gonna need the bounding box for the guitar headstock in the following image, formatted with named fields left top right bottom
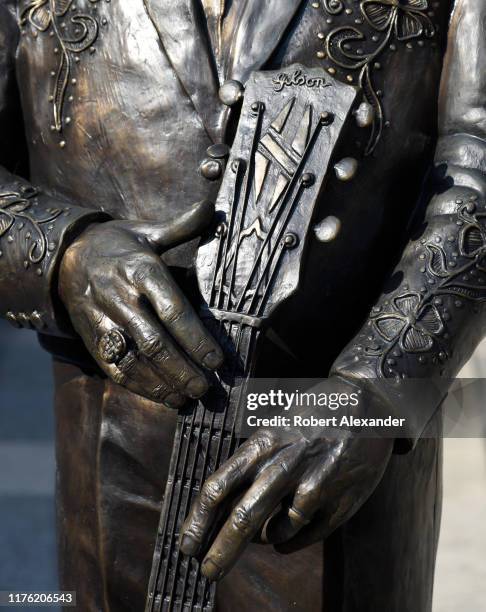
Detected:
left=197, top=65, right=357, bottom=324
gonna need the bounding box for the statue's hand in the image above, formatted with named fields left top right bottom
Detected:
left=180, top=378, right=393, bottom=581
left=59, top=201, right=223, bottom=407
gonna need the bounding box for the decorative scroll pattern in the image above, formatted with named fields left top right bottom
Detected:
left=0, top=187, right=62, bottom=265
left=322, top=0, right=435, bottom=154
left=19, top=0, right=102, bottom=134
left=360, top=198, right=486, bottom=378
left=323, top=0, right=345, bottom=15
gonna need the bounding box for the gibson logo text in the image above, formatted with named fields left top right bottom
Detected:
left=272, top=69, right=330, bottom=92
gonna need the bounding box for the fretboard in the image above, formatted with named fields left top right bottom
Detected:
left=145, top=317, right=261, bottom=612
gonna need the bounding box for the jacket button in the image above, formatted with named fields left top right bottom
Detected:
left=314, top=216, right=342, bottom=242
left=6, top=311, right=21, bottom=328
left=30, top=310, right=45, bottom=329
left=18, top=312, right=31, bottom=327
left=219, top=80, right=244, bottom=106
left=200, top=158, right=223, bottom=181
left=354, top=102, right=375, bottom=128
left=207, top=143, right=230, bottom=159
left=334, top=157, right=358, bottom=181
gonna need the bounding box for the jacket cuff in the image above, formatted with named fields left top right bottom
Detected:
left=330, top=180, right=486, bottom=451
left=331, top=355, right=446, bottom=453
left=0, top=177, right=109, bottom=336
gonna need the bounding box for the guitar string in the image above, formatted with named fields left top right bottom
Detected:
left=209, top=230, right=225, bottom=308
left=162, top=323, right=226, bottom=610
left=215, top=160, right=243, bottom=310
left=247, top=185, right=304, bottom=316
left=186, top=108, right=264, bottom=607
left=235, top=117, right=323, bottom=312
left=225, top=104, right=264, bottom=312
left=154, top=126, right=247, bottom=611
left=187, top=117, right=266, bottom=612
left=177, top=109, right=262, bottom=607
left=182, top=321, right=245, bottom=609
left=199, top=324, right=259, bottom=610
left=169, top=320, right=236, bottom=609
left=151, top=94, right=326, bottom=612
left=154, top=134, right=286, bottom=608
left=166, top=391, right=213, bottom=610
left=182, top=122, right=260, bottom=604
left=156, top=407, right=199, bottom=608
left=191, top=113, right=327, bottom=609
left=254, top=241, right=287, bottom=317
left=162, top=163, right=247, bottom=612
left=145, top=408, right=189, bottom=612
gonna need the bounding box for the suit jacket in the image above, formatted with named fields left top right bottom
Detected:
left=2, top=2, right=486, bottom=611
left=1, top=0, right=485, bottom=432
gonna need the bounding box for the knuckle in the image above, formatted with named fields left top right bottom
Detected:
left=255, top=430, right=278, bottom=454
left=111, top=369, right=127, bottom=386
left=201, top=477, right=224, bottom=506
left=189, top=337, right=207, bottom=357
left=126, top=314, right=144, bottom=332
left=163, top=302, right=186, bottom=325
left=117, top=353, right=137, bottom=375
left=139, top=335, right=165, bottom=359
left=184, top=523, right=203, bottom=541
left=92, top=312, right=105, bottom=329
left=91, top=279, right=115, bottom=303
left=296, top=481, right=315, bottom=501
left=133, top=260, right=160, bottom=285
left=151, top=384, right=169, bottom=401
left=227, top=458, right=244, bottom=480
left=277, top=460, right=291, bottom=475
left=168, top=367, right=188, bottom=385
left=232, top=506, right=253, bottom=535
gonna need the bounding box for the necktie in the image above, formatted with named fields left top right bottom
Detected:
left=200, top=0, right=225, bottom=62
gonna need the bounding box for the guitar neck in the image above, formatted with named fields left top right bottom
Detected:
left=145, top=317, right=261, bottom=612
left=146, top=64, right=357, bottom=612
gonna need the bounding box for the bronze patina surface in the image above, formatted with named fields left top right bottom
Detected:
left=0, top=1, right=484, bottom=610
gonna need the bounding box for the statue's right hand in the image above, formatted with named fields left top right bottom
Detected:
left=58, top=201, right=223, bottom=407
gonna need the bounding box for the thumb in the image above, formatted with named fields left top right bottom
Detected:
left=131, top=200, right=215, bottom=252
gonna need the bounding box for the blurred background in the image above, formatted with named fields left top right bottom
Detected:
left=0, top=321, right=485, bottom=611
left=0, top=322, right=58, bottom=607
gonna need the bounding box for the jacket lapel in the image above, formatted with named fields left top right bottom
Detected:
left=142, top=0, right=305, bottom=141
left=224, top=0, right=304, bottom=83
left=143, top=0, right=221, bottom=142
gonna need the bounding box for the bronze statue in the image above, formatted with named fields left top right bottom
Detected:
left=0, top=0, right=484, bottom=610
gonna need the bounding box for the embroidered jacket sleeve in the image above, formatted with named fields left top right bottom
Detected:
left=0, top=1, right=108, bottom=336
left=331, top=0, right=486, bottom=447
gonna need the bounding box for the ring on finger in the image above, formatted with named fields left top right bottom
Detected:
left=98, top=329, right=128, bottom=365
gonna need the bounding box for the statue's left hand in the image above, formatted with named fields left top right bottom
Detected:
left=179, top=379, right=393, bottom=581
